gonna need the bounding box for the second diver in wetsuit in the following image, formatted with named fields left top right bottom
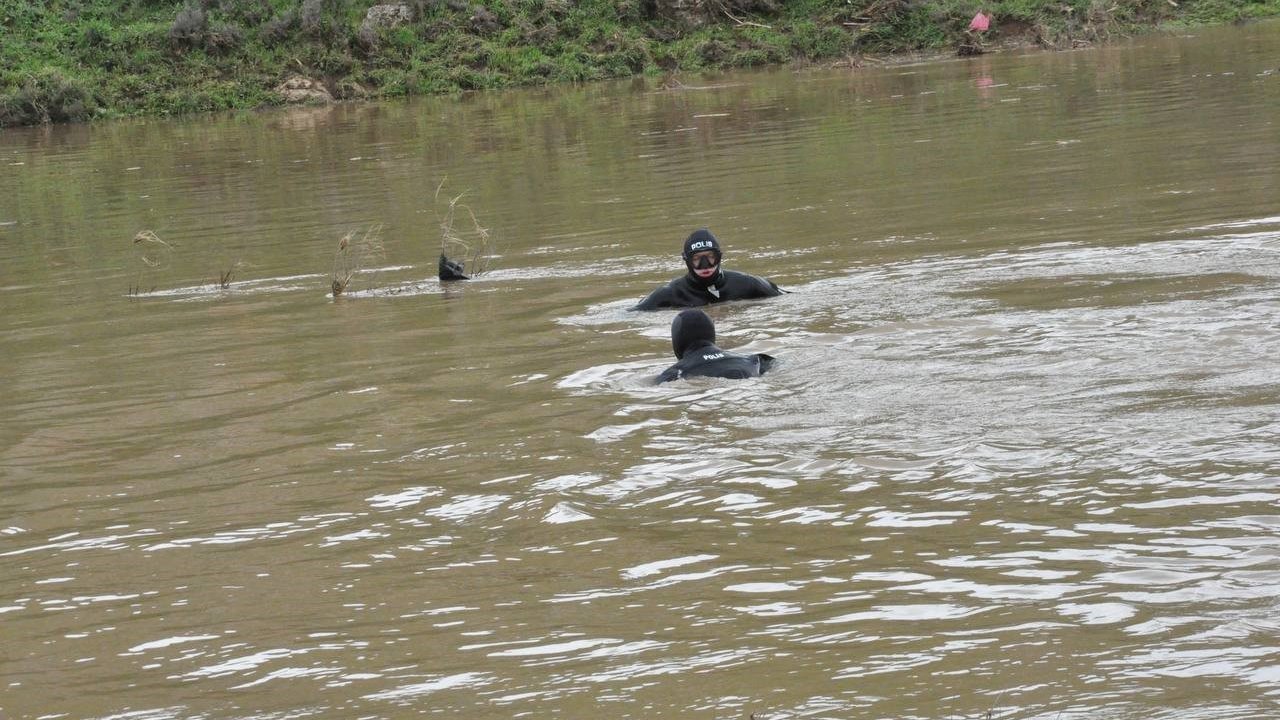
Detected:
left=655, top=309, right=775, bottom=384
left=633, top=228, right=784, bottom=311
left=438, top=254, right=469, bottom=281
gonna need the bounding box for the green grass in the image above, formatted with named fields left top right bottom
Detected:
left=2, top=0, right=1277, bottom=126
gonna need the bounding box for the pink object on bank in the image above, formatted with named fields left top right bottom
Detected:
left=968, top=11, right=991, bottom=32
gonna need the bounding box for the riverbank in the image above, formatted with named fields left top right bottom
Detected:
left=3, top=0, right=1278, bottom=127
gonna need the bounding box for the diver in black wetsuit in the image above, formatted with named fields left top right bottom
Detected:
left=439, top=254, right=469, bottom=281
left=655, top=309, right=775, bottom=384
left=632, top=229, right=784, bottom=311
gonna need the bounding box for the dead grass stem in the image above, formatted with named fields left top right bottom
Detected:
left=130, top=230, right=174, bottom=295
left=435, top=179, right=492, bottom=277
left=215, top=259, right=245, bottom=289
left=330, top=224, right=386, bottom=296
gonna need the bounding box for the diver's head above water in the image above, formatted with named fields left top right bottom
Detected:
left=682, top=228, right=722, bottom=286
left=670, top=308, right=717, bottom=359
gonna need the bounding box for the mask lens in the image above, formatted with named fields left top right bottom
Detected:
left=692, top=252, right=717, bottom=270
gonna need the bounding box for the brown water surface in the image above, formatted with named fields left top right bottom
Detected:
left=3, top=21, right=1280, bottom=720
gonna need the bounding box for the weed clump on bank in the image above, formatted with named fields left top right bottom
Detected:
left=0, top=70, right=98, bottom=126
left=2, top=0, right=1277, bottom=126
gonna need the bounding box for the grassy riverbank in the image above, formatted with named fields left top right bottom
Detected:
left=2, top=0, right=1277, bottom=127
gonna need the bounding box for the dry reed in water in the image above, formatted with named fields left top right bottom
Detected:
left=130, top=230, right=173, bottom=295
left=435, top=179, right=492, bottom=278
left=216, top=260, right=244, bottom=289
left=330, top=224, right=385, bottom=296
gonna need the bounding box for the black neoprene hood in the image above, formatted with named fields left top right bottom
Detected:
left=670, top=308, right=716, bottom=359
left=682, top=229, right=723, bottom=287
left=682, top=228, right=722, bottom=263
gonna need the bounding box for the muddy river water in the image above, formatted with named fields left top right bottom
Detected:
left=2, top=20, right=1279, bottom=720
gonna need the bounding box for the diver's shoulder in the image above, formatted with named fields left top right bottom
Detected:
left=722, top=269, right=784, bottom=296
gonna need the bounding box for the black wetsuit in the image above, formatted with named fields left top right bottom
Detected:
left=439, top=255, right=469, bottom=281
left=654, top=308, right=775, bottom=384
left=655, top=343, right=775, bottom=384
left=633, top=270, right=783, bottom=311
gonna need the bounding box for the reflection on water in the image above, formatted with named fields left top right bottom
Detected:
left=3, top=20, right=1280, bottom=720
